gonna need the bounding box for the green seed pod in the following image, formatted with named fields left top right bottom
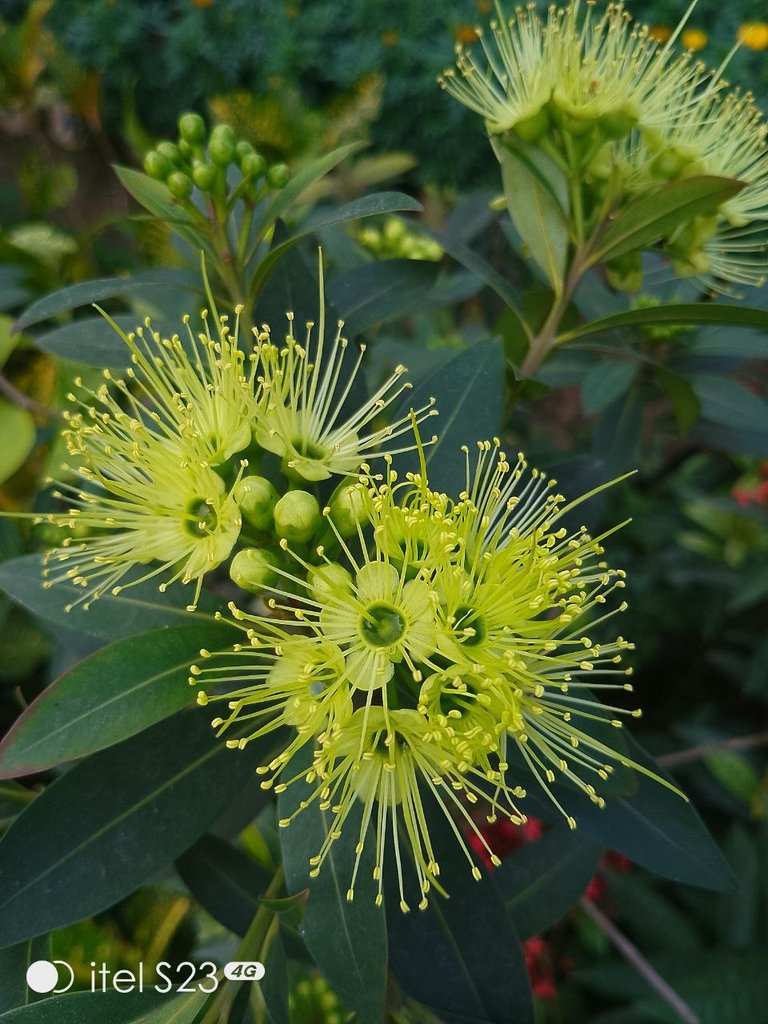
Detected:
left=274, top=490, right=321, bottom=543
left=192, top=160, right=218, bottom=192
left=143, top=150, right=173, bottom=181
left=156, top=140, right=182, bottom=165
left=208, top=124, right=237, bottom=167
left=234, top=475, right=279, bottom=531
left=167, top=171, right=193, bottom=199
left=328, top=480, right=368, bottom=537
left=266, top=163, right=290, bottom=189
left=178, top=111, right=206, bottom=145
left=307, top=562, right=353, bottom=600
left=240, top=151, right=267, bottom=179
left=229, top=547, right=281, bottom=593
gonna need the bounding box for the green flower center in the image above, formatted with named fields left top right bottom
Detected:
left=454, top=605, right=486, bottom=646
left=184, top=498, right=219, bottom=538
left=291, top=436, right=328, bottom=462
left=361, top=602, right=406, bottom=648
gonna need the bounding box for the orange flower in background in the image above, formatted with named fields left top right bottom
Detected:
left=380, top=29, right=398, bottom=46
left=191, top=0, right=215, bottom=7
left=648, top=25, right=672, bottom=42
left=738, top=22, right=768, bottom=50
left=455, top=24, right=480, bottom=45
left=682, top=28, right=708, bottom=51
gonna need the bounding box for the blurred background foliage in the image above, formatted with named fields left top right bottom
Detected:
left=1, top=1, right=767, bottom=1023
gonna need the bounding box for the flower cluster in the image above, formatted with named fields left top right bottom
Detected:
left=192, top=441, right=683, bottom=909
left=440, top=1, right=768, bottom=292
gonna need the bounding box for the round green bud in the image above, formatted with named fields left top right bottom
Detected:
left=240, top=151, right=267, bottom=179
left=328, top=481, right=368, bottom=537
left=178, top=139, right=194, bottom=161
left=274, top=490, right=321, bottom=543
left=143, top=150, right=173, bottom=180
left=234, top=475, right=279, bottom=531
left=307, top=562, right=353, bottom=600
left=599, top=102, right=640, bottom=141
left=208, top=124, right=237, bottom=167
left=178, top=111, right=206, bottom=145
left=167, top=171, right=193, bottom=199
left=192, top=160, right=218, bottom=192
left=156, top=140, right=182, bottom=164
left=229, top=547, right=281, bottom=594
left=235, top=140, right=256, bottom=159
left=266, top=163, right=290, bottom=189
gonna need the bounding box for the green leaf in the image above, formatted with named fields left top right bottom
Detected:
left=560, top=302, right=768, bottom=344
left=691, top=375, right=768, bottom=433
left=327, top=259, right=441, bottom=336
left=494, top=827, right=603, bottom=938
left=0, top=404, right=36, bottom=485
left=278, top=747, right=387, bottom=1024
left=261, top=931, right=289, bottom=1024
left=0, top=937, right=50, bottom=1013
left=14, top=270, right=198, bottom=332
left=654, top=367, right=700, bottom=432
left=386, top=805, right=533, bottom=1024
left=581, top=361, right=637, bottom=415
left=591, top=176, right=745, bottom=265
left=250, top=192, right=422, bottom=299
left=32, top=315, right=140, bottom=368
left=0, top=553, right=221, bottom=640
left=0, top=623, right=235, bottom=778
left=176, top=833, right=270, bottom=937
left=533, top=736, right=735, bottom=892
left=592, top=387, right=644, bottom=474
left=0, top=783, right=36, bottom=825
left=0, top=991, right=204, bottom=1024
left=393, top=339, right=506, bottom=496
left=0, top=317, right=19, bottom=370
left=0, top=710, right=277, bottom=947
left=496, top=140, right=570, bottom=294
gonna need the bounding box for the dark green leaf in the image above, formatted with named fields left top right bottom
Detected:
left=0, top=554, right=221, bottom=641
left=0, top=991, right=205, bottom=1024
left=32, top=315, right=140, bottom=368
left=592, top=387, right=644, bottom=474
left=327, top=259, right=440, bottom=336
left=560, top=302, right=768, bottom=344
left=581, top=361, right=637, bottom=415
left=14, top=271, right=198, bottom=332
left=176, top=833, right=270, bottom=936
left=654, top=367, right=700, bottom=432
left=278, top=747, right=387, bottom=1024
left=386, top=804, right=533, bottom=1024
left=0, top=937, right=50, bottom=1013
left=261, top=931, right=289, bottom=1024
left=0, top=783, right=36, bottom=825
left=591, top=177, right=745, bottom=264
left=494, top=827, right=603, bottom=938
left=0, top=623, right=235, bottom=778
left=394, top=340, right=506, bottom=496
left=250, top=192, right=422, bottom=299
left=691, top=375, right=768, bottom=433
left=0, top=711, right=277, bottom=947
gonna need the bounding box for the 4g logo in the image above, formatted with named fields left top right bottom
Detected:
left=224, top=962, right=266, bottom=982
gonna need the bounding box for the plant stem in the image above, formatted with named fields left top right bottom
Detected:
left=580, top=898, right=700, bottom=1024
left=0, top=373, right=62, bottom=420
left=657, top=729, right=768, bottom=768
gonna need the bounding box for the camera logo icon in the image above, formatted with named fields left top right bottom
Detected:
left=26, top=960, right=75, bottom=995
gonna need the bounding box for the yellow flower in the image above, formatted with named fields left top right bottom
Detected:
left=738, top=22, right=768, bottom=50
left=681, top=28, right=708, bottom=51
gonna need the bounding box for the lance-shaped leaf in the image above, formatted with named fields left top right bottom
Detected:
left=0, top=623, right=235, bottom=778
left=0, top=990, right=206, bottom=1024
left=0, top=711, right=275, bottom=947
left=559, top=302, right=768, bottom=345
left=278, top=746, right=387, bottom=1024
left=0, top=937, right=50, bottom=1013
left=0, top=553, right=222, bottom=641
left=590, top=176, right=745, bottom=265
left=327, top=259, right=441, bottom=336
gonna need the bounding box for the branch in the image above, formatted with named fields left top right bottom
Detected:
left=580, top=898, right=700, bottom=1024
left=657, top=730, right=768, bottom=768
left=0, top=373, right=62, bottom=421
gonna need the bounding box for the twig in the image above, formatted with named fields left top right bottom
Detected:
left=657, top=730, right=768, bottom=768
left=580, top=898, right=700, bottom=1024
left=0, top=373, right=62, bottom=421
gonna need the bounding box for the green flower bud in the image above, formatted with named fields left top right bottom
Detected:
left=606, top=251, right=643, bottom=292
left=274, top=490, right=321, bottom=543
left=235, top=140, right=255, bottom=159
left=167, top=171, right=193, bottom=199
left=192, top=160, right=218, bottom=192
left=307, top=562, right=353, bottom=600
left=209, top=124, right=237, bottom=167
left=240, top=151, right=267, bottom=179
left=511, top=107, right=549, bottom=143
left=178, top=111, right=206, bottom=145
left=143, top=150, right=173, bottom=180
left=229, top=547, right=281, bottom=593
left=328, top=480, right=368, bottom=537
left=156, top=141, right=182, bottom=165
left=267, top=163, right=290, bottom=189
left=234, top=475, right=279, bottom=530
